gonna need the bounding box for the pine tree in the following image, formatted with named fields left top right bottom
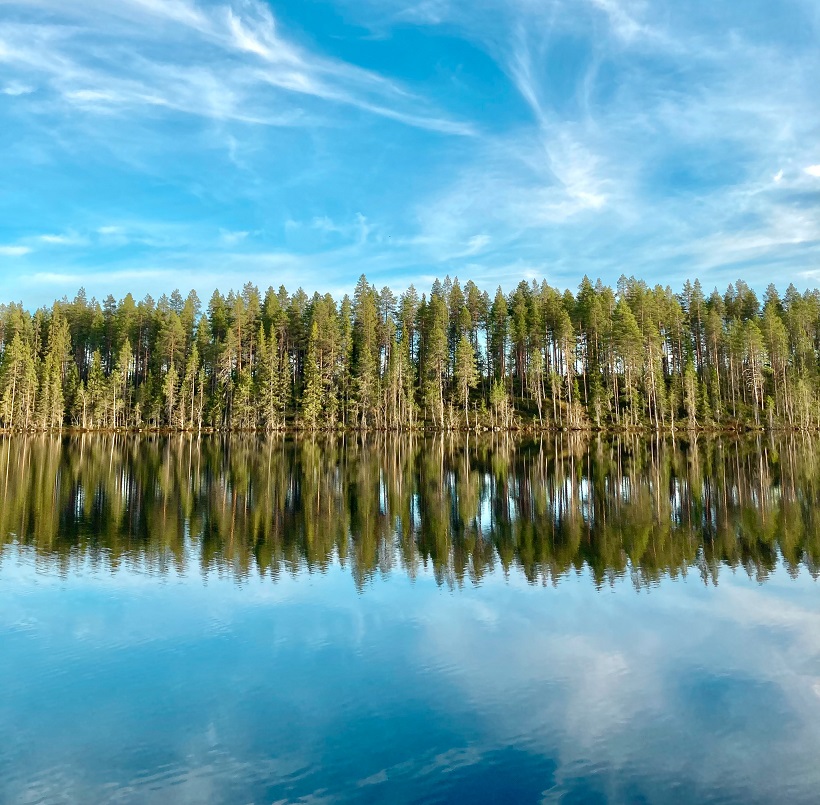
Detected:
left=112, top=339, right=132, bottom=428
left=352, top=276, right=380, bottom=427
left=5, top=275, right=820, bottom=434
left=162, top=360, right=178, bottom=428
left=489, top=287, right=508, bottom=381
left=178, top=344, right=198, bottom=429
left=232, top=367, right=253, bottom=429
left=87, top=350, right=107, bottom=428
left=423, top=295, right=448, bottom=428
left=454, top=334, right=478, bottom=427
left=0, top=333, right=37, bottom=429
left=300, top=321, right=323, bottom=429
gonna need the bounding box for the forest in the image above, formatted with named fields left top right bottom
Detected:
left=1, top=273, right=819, bottom=431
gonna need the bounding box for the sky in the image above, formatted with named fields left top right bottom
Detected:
left=1, top=0, right=819, bottom=308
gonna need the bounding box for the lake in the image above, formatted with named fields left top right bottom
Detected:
left=1, top=434, right=819, bottom=804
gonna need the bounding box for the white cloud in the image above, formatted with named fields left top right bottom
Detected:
left=227, top=9, right=277, bottom=61
left=0, top=0, right=472, bottom=136
left=0, top=245, right=31, bottom=257
left=355, top=212, right=371, bottom=245
left=321, top=0, right=820, bottom=290
left=25, top=268, right=168, bottom=287
left=1, top=82, right=34, bottom=96
left=2, top=0, right=820, bottom=303
left=89, top=221, right=200, bottom=250
left=573, top=189, right=607, bottom=210
left=587, top=0, right=640, bottom=40
left=303, top=214, right=374, bottom=246
left=64, top=89, right=116, bottom=103
left=311, top=216, right=341, bottom=234
left=128, top=0, right=208, bottom=30
left=219, top=228, right=249, bottom=245
left=463, top=234, right=491, bottom=256
left=38, top=232, right=87, bottom=246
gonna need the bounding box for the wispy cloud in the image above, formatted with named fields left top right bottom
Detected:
left=37, top=232, right=88, bottom=246
left=26, top=269, right=167, bottom=286
left=1, top=0, right=820, bottom=306
left=461, top=234, right=491, bottom=257
left=219, top=228, right=250, bottom=246
left=293, top=213, right=375, bottom=246
left=586, top=0, right=655, bottom=44
left=0, top=245, right=31, bottom=257
left=0, top=0, right=472, bottom=136
left=333, top=0, right=820, bottom=289
left=1, top=81, right=34, bottom=96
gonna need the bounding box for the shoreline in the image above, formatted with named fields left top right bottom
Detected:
left=1, top=424, right=815, bottom=436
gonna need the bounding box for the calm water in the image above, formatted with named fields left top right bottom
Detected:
left=1, top=434, right=819, bottom=804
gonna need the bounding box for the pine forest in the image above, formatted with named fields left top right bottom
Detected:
left=2, top=274, right=820, bottom=432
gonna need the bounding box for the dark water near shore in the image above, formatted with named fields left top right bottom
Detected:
left=1, top=434, right=819, bottom=804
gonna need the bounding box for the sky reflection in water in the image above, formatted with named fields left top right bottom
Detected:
left=1, top=434, right=819, bottom=804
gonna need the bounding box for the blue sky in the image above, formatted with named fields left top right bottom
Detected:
left=1, top=0, right=819, bottom=307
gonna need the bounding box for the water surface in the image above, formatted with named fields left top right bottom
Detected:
left=1, top=434, right=819, bottom=804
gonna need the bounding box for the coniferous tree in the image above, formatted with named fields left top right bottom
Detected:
left=352, top=276, right=379, bottom=428
left=0, top=332, right=36, bottom=429
left=5, top=275, right=820, bottom=433
left=454, top=334, right=478, bottom=427
left=300, top=321, right=323, bottom=429
left=423, top=294, right=449, bottom=428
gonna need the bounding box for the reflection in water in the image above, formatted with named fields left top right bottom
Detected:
left=2, top=433, right=818, bottom=586
left=3, top=434, right=820, bottom=805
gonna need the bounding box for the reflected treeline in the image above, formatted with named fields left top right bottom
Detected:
left=2, top=434, right=819, bottom=588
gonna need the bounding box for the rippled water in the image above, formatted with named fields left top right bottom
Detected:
left=1, top=434, right=819, bottom=804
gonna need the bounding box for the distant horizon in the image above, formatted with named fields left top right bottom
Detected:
left=2, top=0, right=819, bottom=308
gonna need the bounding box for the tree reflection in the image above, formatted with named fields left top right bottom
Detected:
left=1, top=433, right=818, bottom=588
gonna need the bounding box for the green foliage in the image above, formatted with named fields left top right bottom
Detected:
left=454, top=334, right=479, bottom=426
left=3, top=274, right=820, bottom=431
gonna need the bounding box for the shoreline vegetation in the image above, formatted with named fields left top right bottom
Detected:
left=2, top=274, right=820, bottom=433
left=0, top=424, right=812, bottom=434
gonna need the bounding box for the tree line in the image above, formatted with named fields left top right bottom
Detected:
left=2, top=274, right=820, bottom=431
left=2, top=433, right=817, bottom=587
